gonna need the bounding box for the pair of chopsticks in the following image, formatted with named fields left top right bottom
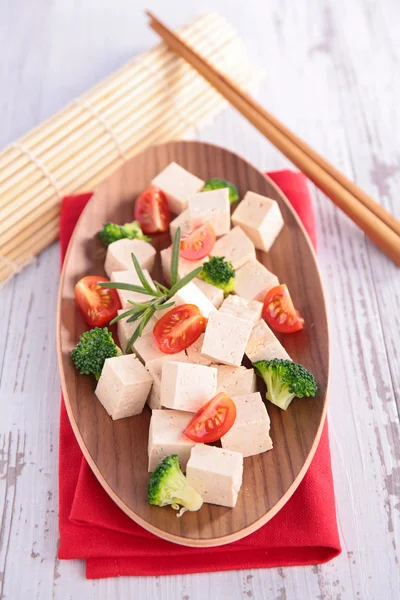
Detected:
left=147, top=11, right=400, bottom=266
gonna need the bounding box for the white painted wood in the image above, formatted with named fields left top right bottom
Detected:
left=0, top=0, right=399, bottom=598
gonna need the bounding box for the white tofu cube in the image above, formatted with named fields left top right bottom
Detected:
left=160, top=247, right=206, bottom=285
left=231, top=191, right=284, bottom=252
left=104, top=239, right=156, bottom=277
left=117, top=309, right=156, bottom=354
left=185, top=333, right=213, bottom=366
left=151, top=162, right=205, bottom=214
left=234, top=259, right=279, bottom=302
left=145, top=353, right=188, bottom=409
left=219, top=295, right=263, bottom=324
left=186, top=445, right=243, bottom=508
left=148, top=409, right=196, bottom=472
left=111, top=269, right=155, bottom=309
left=216, top=365, right=257, bottom=396
left=245, top=320, right=291, bottom=363
left=210, top=226, right=255, bottom=269
left=201, top=311, right=253, bottom=367
left=95, top=355, right=153, bottom=420
left=189, top=188, right=230, bottom=236
left=169, top=209, right=193, bottom=239
left=133, top=331, right=167, bottom=364
left=153, top=281, right=215, bottom=321
left=193, top=279, right=224, bottom=308
left=160, top=361, right=217, bottom=412
left=221, top=392, right=273, bottom=457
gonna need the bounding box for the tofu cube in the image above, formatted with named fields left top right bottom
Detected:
left=145, top=353, right=188, bottom=409
left=216, top=365, right=257, bottom=396
left=189, top=188, right=230, bottom=236
left=185, top=333, right=213, bottom=366
left=117, top=309, right=156, bottom=354
left=210, top=226, right=255, bottom=269
left=231, top=191, right=284, bottom=251
left=160, top=247, right=206, bottom=285
left=201, top=311, right=253, bottom=367
left=151, top=162, right=205, bottom=214
left=95, top=355, right=153, bottom=420
left=133, top=331, right=168, bottom=364
left=245, top=320, right=291, bottom=362
left=160, top=361, right=217, bottom=412
left=153, top=281, right=215, bottom=321
left=186, top=445, right=243, bottom=508
left=219, top=295, right=263, bottom=324
left=193, top=279, right=224, bottom=308
left=221, top=392, right=273, bottom=457
left=111, top=269, right=155, bottom=309
left=170, top=209, right=193, bottom=239
left=104, top=239, right=156, bottom=277
left=148, top=409, right=196, bottom=472
left=235, top=259, right=279, bottom=302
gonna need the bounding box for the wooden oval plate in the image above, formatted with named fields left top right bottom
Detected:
left=57, top=140, right=329, bottom=547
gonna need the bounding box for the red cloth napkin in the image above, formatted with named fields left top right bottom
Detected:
left=58, top=170, right=341, bottom=579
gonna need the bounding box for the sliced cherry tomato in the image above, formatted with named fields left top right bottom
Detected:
left=183, top=393, right=237, bottom=443
left=75, top=276, right=121, bottom=327
left=262, top=284, right=304, bottom=333
left=180, top=223, right=216, bottom=261
left=134, top=185, right=170, bottom=234
left=153, top=304, right=206, bottom=354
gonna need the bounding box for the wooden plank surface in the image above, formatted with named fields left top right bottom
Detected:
left=0, top=0, right=399, bottom=598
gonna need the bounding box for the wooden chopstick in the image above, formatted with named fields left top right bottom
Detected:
left=146, top=10, right=400, bottom=266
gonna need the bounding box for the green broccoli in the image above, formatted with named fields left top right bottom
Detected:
left=148, top=455, right=203, bottom=517
left=98, top=220, right=150, bottom=246
left=198, top=256, right=235, bottom=296
left=71, top=327, right=121, bottom=380
left=203, top=178, right=239, bottom=204
left=253, top=358, right=318, bottom=411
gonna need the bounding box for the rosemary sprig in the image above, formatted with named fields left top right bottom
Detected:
left=99, top=227, right=202, bottom=352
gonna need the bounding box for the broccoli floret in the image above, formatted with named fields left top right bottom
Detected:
left=71, top=327, right=121, bottom=380
left=203, top=178, right=239, bottom=203
left=99, top=221, right=150, bottom=246
left=148, top=455, right=203, bottom=517
left=253, top=358, right=318, bottom=411
left=198, top=256, right=235, bottom=296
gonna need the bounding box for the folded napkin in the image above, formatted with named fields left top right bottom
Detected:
left=58, top=171, right=341, bottom=579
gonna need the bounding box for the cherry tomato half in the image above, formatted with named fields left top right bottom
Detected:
left=183, top=393, right=237, bottom=443
left=180, top=223, right=216, bottom=261
left=75, top=275, right=121, bottom=327
left=153, top=304, right=206, bottom=354
left=262, top=284, right=304, bottom=333
left=134, top=185, right=170, bottom=234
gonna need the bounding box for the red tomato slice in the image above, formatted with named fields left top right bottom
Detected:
left=180, top=223, right=216, bottom=261
left=153, top=304, right=206, bottom=354
left=134, top=185, right=170, bottom=234
left=75, top=276, right=121, bottom=327
left=262, top=284, right=304, bottom=333
left=184, top=393, right=237, bottom=443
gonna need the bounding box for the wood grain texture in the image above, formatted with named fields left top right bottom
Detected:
left=57, top=140, right=329, bottom=546
left=0, top=0, right=399, bottom=597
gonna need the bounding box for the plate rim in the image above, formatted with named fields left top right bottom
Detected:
left=56, top=139, right=330, bottom=547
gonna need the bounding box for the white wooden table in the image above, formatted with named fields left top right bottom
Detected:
left=1, top=0, right=399, bottom=598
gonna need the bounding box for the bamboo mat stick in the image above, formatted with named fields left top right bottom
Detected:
left=0, top=28, right=240, bottom=203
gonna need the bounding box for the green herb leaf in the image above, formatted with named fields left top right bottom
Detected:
left=110, top=308, right=140, bottom=325
left=154, top=300, right=175, bottom=311
left=126, top=306, right=156, bottom=351
left=99, top=281, right=156, bottom=296
left=131, top=252, right=160, bottom=296
left=170, top=227, right=181, bottom=288
left=168, top=266, right=203, bottom=297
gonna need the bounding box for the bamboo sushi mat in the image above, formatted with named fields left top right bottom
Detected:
left=0, top=13, right=262, bottom=284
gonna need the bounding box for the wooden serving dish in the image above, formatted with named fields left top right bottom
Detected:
left=57, top=140, right=329, bottom=547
